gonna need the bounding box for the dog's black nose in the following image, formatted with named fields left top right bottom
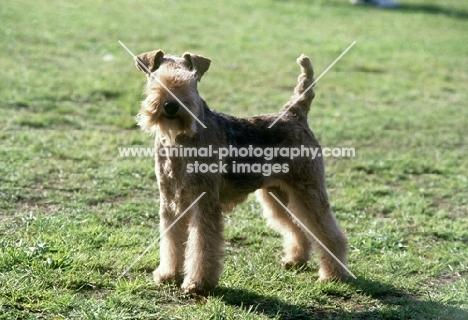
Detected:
left=164, top=101, right=179, bottom=116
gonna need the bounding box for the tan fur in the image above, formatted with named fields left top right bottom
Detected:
left=134, top=50, right=348, bottom=294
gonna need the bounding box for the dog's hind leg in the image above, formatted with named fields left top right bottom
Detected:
left=287, top=187, right=348, bottom=280
left=256, top=187, right=313, bottom=269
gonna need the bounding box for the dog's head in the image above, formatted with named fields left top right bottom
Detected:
left=134, top=50, right=211, bottom=145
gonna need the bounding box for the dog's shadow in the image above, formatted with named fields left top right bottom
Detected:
left=211, top=286, right=311, bottom=319
left=210, top=277, right=468, bottom=319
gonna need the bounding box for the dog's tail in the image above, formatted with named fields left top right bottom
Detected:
left=280, top=55, right=315, bottom=120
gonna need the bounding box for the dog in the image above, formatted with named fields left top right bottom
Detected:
left=133, top=49, right=348, bottom=294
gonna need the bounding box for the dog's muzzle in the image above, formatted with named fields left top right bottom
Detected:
left=164, top=101, right=180, bottom=118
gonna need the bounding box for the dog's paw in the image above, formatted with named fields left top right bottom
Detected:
left=181, top=279, right=215, bottom=295
left=181, top=282, right=200, bottom=294
left=153, top=268, right=182, bottom=284
left=318, top=266, right=348, bottom=282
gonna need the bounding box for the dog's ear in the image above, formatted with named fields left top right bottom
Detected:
left=134, top=50, right=165, bottom=75
left=183, top=52, right=211, bottom=81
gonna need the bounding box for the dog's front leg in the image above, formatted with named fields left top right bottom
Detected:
left=153, top=201, right=188, bottom=284
left=182, top=199, right=224, bottom=294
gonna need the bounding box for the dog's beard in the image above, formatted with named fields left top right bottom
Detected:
left=156, top=115, right=197, bottom=146
left=137, top=104, right=199, bottom=146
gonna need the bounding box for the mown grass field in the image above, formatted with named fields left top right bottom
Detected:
left=1, top=0, right=467, bottom=319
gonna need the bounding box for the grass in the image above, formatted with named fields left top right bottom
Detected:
left=1, top=0, right=467, bottom=318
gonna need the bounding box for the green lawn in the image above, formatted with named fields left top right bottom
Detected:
left=1, top=0, right=467, bottom=319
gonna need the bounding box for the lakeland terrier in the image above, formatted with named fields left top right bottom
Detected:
left=133, top=49, right=348, bottom=294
